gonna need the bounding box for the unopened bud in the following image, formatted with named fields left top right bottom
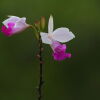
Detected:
left=36, top=54, right=40, bottom=58
left=41, top=48, right=44, bottom=51
left=40, top=16, right=46, bottom=30
left=35, top=20, right=40, bottom=30
left=40, top=61, right=44, bottom=64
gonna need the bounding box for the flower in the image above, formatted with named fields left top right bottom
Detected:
left=51, top=41, right=71, bottom=61
left=40, top=15, right=75, bottom=44
left=40, top=15, right=75, bottom=61
left=1, top=16, right=29, bottom=36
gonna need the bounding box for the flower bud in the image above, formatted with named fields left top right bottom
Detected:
left=40, top=16, right=46, bottom=30
left=34, top=20, right=40, bottom=30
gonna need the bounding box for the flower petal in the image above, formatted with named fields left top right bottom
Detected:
left=14, top=17, right=28, bottom=28
left=2, top=16, right=20, bottom=28
left=40, top=32, right=52, bottom=44
left=53, top=28, right=75, bottom=43
left=51, top=41, right=71, bottom=61
left=48, top=15, right=54, bottom=33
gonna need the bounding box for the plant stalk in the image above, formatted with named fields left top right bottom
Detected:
left=38, top=34, right=44, bottom=100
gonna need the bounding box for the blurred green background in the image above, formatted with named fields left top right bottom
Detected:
left=0, top=0, right=100, bottom=100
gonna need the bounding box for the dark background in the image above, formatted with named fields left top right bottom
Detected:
left=0, top=0, right=100, bottom=100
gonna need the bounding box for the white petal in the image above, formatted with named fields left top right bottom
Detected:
left=40, top=32, right=52, bottom=44
left=14, top=17, right=28, bottom=28
left=2, top=16, right=20, bottom=28
left=48, top=15, right=54, bottom=33
left=20, top=17, right=26, bottom=23
left=53, top=28, right=75, bottom=43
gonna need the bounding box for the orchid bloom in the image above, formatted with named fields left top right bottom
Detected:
left=40, top=15, right=75, bottom=61
left=1, top=16, right=29, bottom=36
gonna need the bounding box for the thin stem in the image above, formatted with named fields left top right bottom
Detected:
left=38, top=34, right=44, bottom=100
left=31, top=24, right=44, bottom=100
left=30, top=25, right=39, bottom=39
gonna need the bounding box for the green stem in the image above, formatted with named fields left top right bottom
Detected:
left=30, top=25, right=39, bottom=39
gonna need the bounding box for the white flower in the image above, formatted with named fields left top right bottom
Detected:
left=40, top=15, right=75, bottom=44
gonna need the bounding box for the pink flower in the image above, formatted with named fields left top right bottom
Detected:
left=1, top=16, right=29, bottom=36
left=51, top=41, right=71, bottom=61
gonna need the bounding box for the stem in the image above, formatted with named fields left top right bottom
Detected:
left=31, top=24, right=44, bottom=100
left=30, top=25, right=39, bottom=39
left=38, top=34, right=44, bottom=100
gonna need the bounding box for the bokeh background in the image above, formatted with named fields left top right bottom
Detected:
left=0, top=0, right=100, bottom=100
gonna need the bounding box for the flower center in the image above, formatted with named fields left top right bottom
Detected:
left=48, top=34, right=53, bottom=39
